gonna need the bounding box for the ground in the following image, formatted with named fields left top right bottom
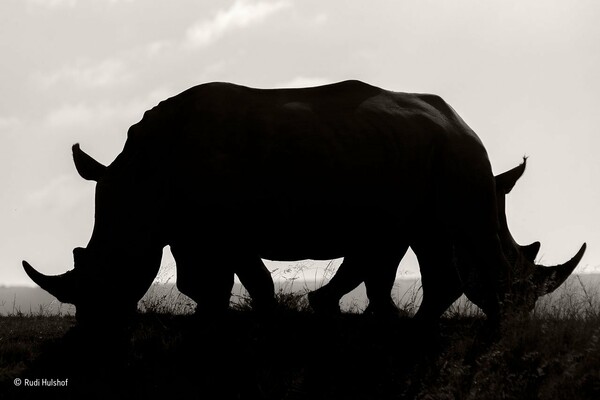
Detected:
left=1, top=292, right=600, bottom=400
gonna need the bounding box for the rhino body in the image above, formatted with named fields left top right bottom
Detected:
left=23, top=80, right=585, bottom=322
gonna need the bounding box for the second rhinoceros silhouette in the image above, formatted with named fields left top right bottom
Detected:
left=23, top=80, right=585, bottom=323
left=308, top=158, right=586, bottom=318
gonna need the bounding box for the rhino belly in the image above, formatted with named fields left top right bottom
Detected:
left=249, top=201, right=407, bottom=261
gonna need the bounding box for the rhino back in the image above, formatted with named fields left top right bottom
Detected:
left=107, top=81, right=495, bottom=256
left=122, top=81, right=482, bottom=187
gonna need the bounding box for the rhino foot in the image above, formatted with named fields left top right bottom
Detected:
left=307, top=289, right=341, bottom=315
left=250, top=296, right=278, bottom=315
left=364, top=300, right=403, bottom=318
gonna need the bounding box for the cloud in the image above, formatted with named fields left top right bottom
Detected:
left=185, top=0, right=291, bottom=48
left=27, top=0, right=133, bottom=7
left=0, top=116, right=22, bottom=132
left=44, top=103, right=100, bottom=129
left=311, top=13, right=329, bottom=26
left=24, top=173, right=89, bottom=213
left=144, top=40, right=174, bottom=58
left=27, top=0, right=77, bottom=7
left=278, top=76, right=331, bottom=88
left=42, top=87, right=172, bottom=131
left=44, top=102, right=125, bottom=130
left=34, top=58, right=131, bottom=89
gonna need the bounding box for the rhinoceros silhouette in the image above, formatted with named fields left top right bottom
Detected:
left=23, top=80, right=585, bottom=323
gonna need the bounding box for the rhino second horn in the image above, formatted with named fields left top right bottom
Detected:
left=22, top=261, right=75, bottom=304
left=533, top=243, right=587, bottom=296
left=72, top=143, right=107, bottom=182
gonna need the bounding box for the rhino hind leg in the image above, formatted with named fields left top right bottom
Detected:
left=308, top=276, right=351, bottom=314
left=309, top=246, right=407, bottom=315
left=308, top=254, right=366, bottom=314
left=363, top=248, right=408, bottom=316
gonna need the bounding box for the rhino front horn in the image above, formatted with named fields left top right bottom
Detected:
left=533, top=243, right=587, bottom=296
left=22, top=261, right=76, bottom=304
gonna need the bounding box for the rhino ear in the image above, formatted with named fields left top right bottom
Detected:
left=521, top=241, right=541, bottom=263
left=496, top=157, right=527, bottom=195
left=72, top=143, right=106, bottom=181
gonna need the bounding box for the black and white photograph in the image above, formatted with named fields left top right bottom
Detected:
left=0, top=1, right=598, bottom=399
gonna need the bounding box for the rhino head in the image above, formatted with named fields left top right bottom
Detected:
left=23, top=144, right=163, bottom=323
left=494, top=159, right=586, bottom=312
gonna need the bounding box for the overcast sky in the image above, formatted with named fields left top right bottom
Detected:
left=1, top=0, right=599, bottom=286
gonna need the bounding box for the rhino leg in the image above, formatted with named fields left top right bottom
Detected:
left=171, top=244, right=234, bottom=313
left=308, top=256, right=364, bottom=314
left=172, top=239, right=275, bottom=313
left=233, top=255, right=275, bottom=312
left=309, top=246, right=407, bottom=315
left=363, top=248, right=408, bottom=316
left=454, top=233, right=509, bottom=321
left=413, top=239, right=463, bottom=322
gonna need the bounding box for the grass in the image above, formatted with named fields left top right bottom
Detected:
left=1, top=277, right=599, bottom=399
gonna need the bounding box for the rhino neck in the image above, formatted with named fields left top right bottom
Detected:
left=76, top=238, right=164, bottom=297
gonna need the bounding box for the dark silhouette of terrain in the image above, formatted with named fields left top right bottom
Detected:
left=2, top=288, right=600, bottom=400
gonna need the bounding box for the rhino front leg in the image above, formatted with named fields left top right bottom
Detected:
left=454, top=233, right=509, bottom=321
left=412, top=239, right=463, bottom=322
left=171, top=244, right=234, bottom=314
left=233, top=255, right=275, bottom=312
